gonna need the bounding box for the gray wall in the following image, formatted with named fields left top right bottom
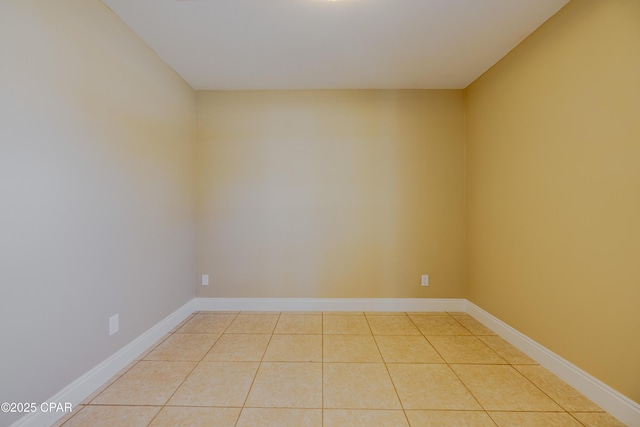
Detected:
left=0, top=1, right=196, bottom=425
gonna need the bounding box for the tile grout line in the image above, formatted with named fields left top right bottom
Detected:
left=73, top=316, right=179, bottom=426
left=448, top=315, right=508, bottom=364
left=143, top=311, right=238, bottom=427
left=507, top=363, right=595, bottom=425
left=78, top=316, right=190, bottom=411
left=408, top=312, right=492, bottom=422
left=444, top=314, right=505, bottom=422
left=435, top=314, right=590, bottom=425
left=233, top=312, right=281, bottom=427
left=59, top=311, right=618, bottom=427
left=363, top=311, right=412, bottom=427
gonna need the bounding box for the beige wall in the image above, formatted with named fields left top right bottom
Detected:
left=196, top=90, right=465, bottom=298
left=3, top=0, right=638, bottom=419
left=0, top=1, right=195, bottom=423
left=465, top=0, right=640, bottom=403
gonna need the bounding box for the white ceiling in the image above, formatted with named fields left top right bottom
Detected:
left=102, top=0, right=570, bottom=90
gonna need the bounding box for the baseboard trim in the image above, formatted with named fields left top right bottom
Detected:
left=466, top=301, right=640, bottom=427
left=195, top=297, right=465, bottom=312
left=10, top=299, right=195, bottom=427
left=13, top=297, right=639, bottom=426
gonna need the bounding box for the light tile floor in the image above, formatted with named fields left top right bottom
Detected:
left=55, top=312, right=626, bottom=427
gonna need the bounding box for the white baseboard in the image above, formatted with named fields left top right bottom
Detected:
left=466, top=301, right=640, bottom=427
left=195, top=297, right=466, bottom=313
left=10, top=299, right=195, bottom=427
left=13, top=297, right=638, bottom=426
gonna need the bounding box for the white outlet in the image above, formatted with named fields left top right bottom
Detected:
left=109, top=314, right=119, bottom=336
left=202, top=274, right=209, bottom=286
left=421, top=275, right=429, bottom=287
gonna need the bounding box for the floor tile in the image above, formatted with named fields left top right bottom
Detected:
left=323, top=363, right=401, bottom=409
left=489, top=411, right=583, bottom=426
left=176, top=314, right=236, bottom=334
left=80, top=361, right=137, bottom=404
left=477, top=335, right=537, bottom=364
left=66, top=311, right=621, bottom=427
left=570, top=412, right=627, bottom=427
left=168, top=361, right=258, bottom=407
left=274, top=314, right=322, bottom=334
left=203, top=334, right=270, bottom=362
left=405, top=410, right=497, bottom=427
left=168, top=314, right=195, bottom=333
left=236, top=408, right=322, bottom=427
left=367, top=316, right=421, bottom=335
left=144, top=333, right=219, bottom=361
left=365, top=312, right=408, bottom=316
left=148, top=407, right=240, bottom=427
left=323, top=409, right=409, bottom=427
left=91, top=361, right=195, bottom=405
left=286, top=311, right=323, bottom=314
left=200, top=310, right=240, bottom=314
left=51, top=405, right=83, bottom=427
left=240, top=311, right=281, bottom=314
left=514, top=365, right=602, bottom=411
left=263, top=334, right=322, bottom=362
left=323, top=314, right=371, bottom=334
left=427, top=336, right=506, bottom=364
left=323, top=311, right=364, bottom=315
left=409, top=315, right=472, bottom=336
left=62, top=405, right=160, bottom=427
left=452, top=364, right=562, bottom=411
left=226, top=314, right=279, bottom=334
left=375, top=336, right=444, bottom=364
left=137, top=334, right=172, bottom=360
left=387, top=364, right=481, bottom=410
left=323, top=334, right=382, bottom=362
left=406, top=312, right=451, bottom=316
left=451, top=315, right=496, bottom=335
left=245, top=362, right=322, bottom=408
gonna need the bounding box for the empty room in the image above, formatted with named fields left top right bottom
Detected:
left=1, top=0, right=639, bottom=426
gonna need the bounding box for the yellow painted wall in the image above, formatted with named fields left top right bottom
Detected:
left=196, top=90, right=465, bottom=298
left=465, top=0, right=640, bottom=402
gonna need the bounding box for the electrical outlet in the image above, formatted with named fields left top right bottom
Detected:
left=202, top=274, right=209, bottom=286
left=421, top=275, right=429, bottom=287
left=109, top=314, right=119, bottom=336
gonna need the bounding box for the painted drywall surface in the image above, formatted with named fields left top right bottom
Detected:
left=0, top=1, right=196, bottom=424
left=465, top=0, right=640, bottom=402
left=196, top=90, right=465, bottom=298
